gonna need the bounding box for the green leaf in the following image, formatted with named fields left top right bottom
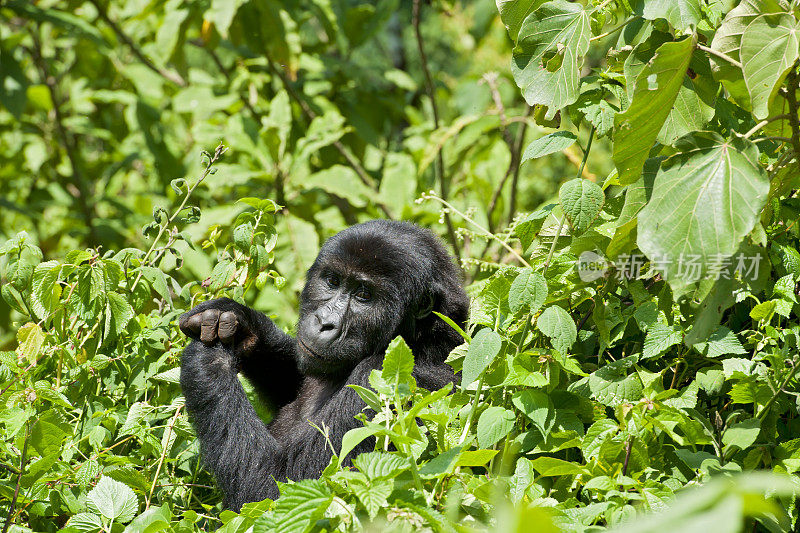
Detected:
left=741, top=13, right=800, bottom=119
left=508, top=269, right=548, bottom=314
left=455, top=449, right=499, bottom=467
left=476, top=406, right=516, bottom=448
left=205, top=0, right=248, bottom=37
left=352, top=452, right=408, bottom=480
left=106, top=291, right=135, bottom=339
left=588, top=357, right=643, bottom=406
left=749, top=300, right=777, bottom=322
left=641, top=0, right=701, bottom=32
left=512, top=389, right=555, bottom=438
left=722, top=418, right=761, bottom=450
left=350, top=477, right=392, bottom=519
left=273, top=479, right=332, bottom=532
left=657, top=79, right=716, bottom=146
left=613, top=37, right=695, bottom=186
left=87, top=476, right=138, bottom=523
left=303, top=165, right=375, bottom=208
left=339, top=426, right=380, bottom=465
left=529, top=456, right=587, bottom=476
left=558, top=178, right=605, bottom=235
left=642, top=323, right=682, bottom=359
left=536, top=305, right=576, bottom=354
left=709, top=0, right=783, bottom=110
left=67, top=513, right=104, bottom=532
left=637, top=134, right=769, bottom=292
left=497, top=0, right=546, bottom=40
left=512, top=0, right=591, bottom=119
left=521, top=131, right=577, bottom=163
left=16, top=322, right=45, bottom=365
left=461, top=328, right=503, bottom=388
left=381, top=336, right=415, bottom=393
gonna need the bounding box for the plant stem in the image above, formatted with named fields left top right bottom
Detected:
left=2, top=423, right=30, bottom=533
left=412, top=0, right=461, bottom=261
left=130, top=144, right=227, bottom=292
left=146, top=407, right=182, bottom=508
left=621, top=436, right=634, bottom=476
left=590, top=16, right=639, bottom=42
left=458, top=373, right=485, bottom=445
left=783, top=68, right=800, bottom=169
left=543, top=126, right=595, bottom=275
left=757, top=359, right=800, bottom=420
left=696, top=44, right=742, bottom=69
left=422, top=193, right=532, bottom=268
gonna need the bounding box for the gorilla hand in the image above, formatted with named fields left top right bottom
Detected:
left=179, top=298, right=260, bottom=356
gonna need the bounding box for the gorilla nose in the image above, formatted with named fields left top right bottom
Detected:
left=314, top=310, right=341, bottom=341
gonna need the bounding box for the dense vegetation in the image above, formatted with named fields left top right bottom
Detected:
left=2, top=0, right=800, bottom=531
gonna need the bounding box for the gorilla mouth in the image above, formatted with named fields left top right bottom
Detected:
left=298, top=338, right=323, bottom=359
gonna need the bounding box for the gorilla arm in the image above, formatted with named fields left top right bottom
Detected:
left=179, top=340, right=379, bottom=510
left=179, top=298, right=300, bottom=408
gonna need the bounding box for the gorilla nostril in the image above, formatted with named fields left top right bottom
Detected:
left=319, top=322, right=336, bottom=333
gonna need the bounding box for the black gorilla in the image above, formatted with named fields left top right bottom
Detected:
left=179, top=220, right=468, bottom=510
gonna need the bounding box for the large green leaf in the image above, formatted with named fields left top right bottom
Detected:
left=637, top=133, right=769, bottom=291
left=641, top=0, right=701, bottom=32
left=511, top=0, right=591, bottom=119
left=741, top=13, right=800, bottom=119
left=496, top=0, right=547, bottom=40
left=476, top=406, right=516, bottom=448
left=536, top=305, right=576, bottom=354
left=558, top=178, right=605, bottom=235
left=461, top=328, right=503, bottom=388
left=657, top=79, right=715, bottom=145
left=86, top=476, right=138, bottom=523
left=709, top=0, right=783, bottom=110
left=613, top=37, right=695, bottom=186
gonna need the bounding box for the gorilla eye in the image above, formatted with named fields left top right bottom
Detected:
left=354, top=286, right=372, bottom=302
left=325, top=273, right=341, bottom=288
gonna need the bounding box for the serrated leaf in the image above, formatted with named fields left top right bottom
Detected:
left=16, top=322, right=45, bottom=365
left=151, top=367, right=181, bottom=384
left=637, top=134, right=769, bottom=292
left=461, top=328, right=503, bottom=388
left=529, top=456, right=587, bottom=476
left=352, top=452, right=407, bottom=480
left=87, top=476, right=138, bottom=523
left=588, top=357, right=643, bottom=406
left=536, top=305, right=576, bottom=354
left=476, top=406, right=516, bottom=448
left=642, top=323, right=682, bottom=359
left=350, top=477, right=392, bottom=519
left=512, top=0, right=591, bottom=119
left=613, top=37, right=695, bottom=186
left=512, top=389, right=555, bottom=438
left=273, top=479, right=332, bottom=533
left=509, top=269, right=548, bottom=314
left=106, top=291, right=134, bottom=338
left=381, top=336, right=415, bottom=393
left=741, top=13, right=800, bottom=119
left=521, top=131, right=577, bottom=163
left=559, top=178, right=605, bottom=235
left=67, top=512, right=104, bottom=531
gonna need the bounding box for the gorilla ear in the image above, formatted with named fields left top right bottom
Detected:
left=415, top=293, right=435, bottom=319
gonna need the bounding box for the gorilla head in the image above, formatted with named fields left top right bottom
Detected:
left=296, top=220, right=467, bottom=376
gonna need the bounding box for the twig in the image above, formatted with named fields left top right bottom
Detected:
left=130, top=144, right=227, bottom=292
left=696, top=43, right=742, bottom=69
left=590, top=16, right=639, bottom=42
left=146, top=407, right=182, bottom=508
left=543, top=126, right=595, bottom=275
left=783, top=68, right=800, bottom=170
left=2, top=424, right=30, bottom=533
left=621, top=436, right=633, bottom=476
left=742, top=114, right=792, bottom=139
left=421, top=192, right=531, bottom=268
left=757, top=359, right=800, bottom=420
left=413, top=0, right=461, bottom=261
left=29, top=30, right=98, bottom=246
left=88, top=0, right=186, bottom=86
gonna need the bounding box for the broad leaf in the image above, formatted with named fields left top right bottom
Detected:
left=741, top=13, right=800, bottom=119
left=613, top=37, right=694, bottom=185
left=508, top=269, right=548, bottom=314
left=641, top=0, right=701, bottom=31
left=476, top=406, right=516, bottom=448
left=512, top=0, right=591, bottom=119
left=86, top=476, right=138, bottom=523
left=536, top=305, right=576, bottom=354
left=558, top=178, right=604, bottom=235
left=461, top=328, right=503, bottom=387
left=497, top=0, right=547, bottom=40
left=637, top=133, right=769, bottom=292
left=521, top=131, right=577, bottom=163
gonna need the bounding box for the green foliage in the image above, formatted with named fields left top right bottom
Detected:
left=2, top=0, right=800, bottom=531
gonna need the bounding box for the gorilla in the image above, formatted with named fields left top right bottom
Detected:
left=178, top=220, right=468, bottom=510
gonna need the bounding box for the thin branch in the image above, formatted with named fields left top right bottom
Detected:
left=2, top=424, right=30, bottom=533
left=621, top=437, right=634, bottom=476
left=88, top=0, right=186, bottom=86
left=146, top=407, right=182, bottom=509
left=421, top=192, right=531, bottom=268
left=590, top=16, right=639, bottom=42
left=742, top=114, right=792, bottom=138
left=696, top=43, right=742, bottom=69
left=783, top=68, right=800, bottom=169
left=413, top=0, right=461, bottom=261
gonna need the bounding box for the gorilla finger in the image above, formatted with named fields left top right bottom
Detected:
left=179, top=313, right=202, bottom=337
left=218, top=311, right=238, bottom=344
left=200, top=309, right=221, bottom=344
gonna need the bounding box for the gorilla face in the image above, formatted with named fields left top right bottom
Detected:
left=295, top=264, right=397, bottom=376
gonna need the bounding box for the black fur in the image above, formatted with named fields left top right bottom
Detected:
left=179, top=220, right=468, bottom=510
